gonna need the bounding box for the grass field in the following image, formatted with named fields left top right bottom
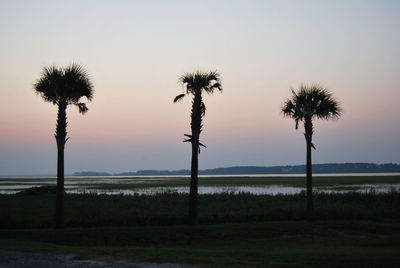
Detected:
left=1, top=190, right=400, bottom=228
left=1, top=175, right=400, bottom=267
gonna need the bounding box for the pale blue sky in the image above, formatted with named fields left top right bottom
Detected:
left=0, top=0, right=399, bottom=175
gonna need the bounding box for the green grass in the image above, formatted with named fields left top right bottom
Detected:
left=1, top=221, right=399, bottom=267
left=1, top=190, right=399, bottom=228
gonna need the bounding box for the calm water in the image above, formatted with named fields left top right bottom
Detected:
left=1, top=174, right=399, bottom=195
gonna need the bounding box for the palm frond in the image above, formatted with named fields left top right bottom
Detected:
left=63, top=63, right=94, bottom=104
left=34, top=65, right=63, bottom=104
left=206, top=82, right=222, bottom=94
left=173, top=94, right=186, bottom=103
left=76, top=103, right=88, bottom=114
left=199, top=142, right=206, bottom=148
left=179, top=70, right=222, bottom=96
left=34, top=63, right=94, bottom=109
left=201, top=102, right=206, bottom=116
left=281, top=99, right=295, bottom=117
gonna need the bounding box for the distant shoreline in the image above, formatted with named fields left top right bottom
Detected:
left=3, top=163, right=398, bottom=178
left=73, top=163, right=400, bottom=177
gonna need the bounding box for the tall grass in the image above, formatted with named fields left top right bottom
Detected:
left=0, top=189, right=399, bottom=228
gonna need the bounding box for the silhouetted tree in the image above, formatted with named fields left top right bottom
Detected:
left=174, top=70, right=222, bottom=225
left=282, top=84, right=341, bottom=221
left=34, top=64, right=93, bottom=228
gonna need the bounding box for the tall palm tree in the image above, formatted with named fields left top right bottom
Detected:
left=282, top=84, right=341, bottom=221
left=173, top=70, right=222, bottom=225
left=34, top=64, right=93, bottom=228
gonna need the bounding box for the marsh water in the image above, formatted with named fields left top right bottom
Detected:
left=1, top=174, right=400, bottom=195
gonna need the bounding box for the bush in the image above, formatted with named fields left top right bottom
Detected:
left=16, top=185, right=59, bottom=196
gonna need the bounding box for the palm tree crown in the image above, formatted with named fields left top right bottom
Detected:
left=174, top=70, right=222, bottom=107
left=282, top=84, right=341, bottom=130
left=34, top=64, right=93, bottom=113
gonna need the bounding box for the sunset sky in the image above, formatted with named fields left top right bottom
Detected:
left=0, top=0, right=399, bottom=175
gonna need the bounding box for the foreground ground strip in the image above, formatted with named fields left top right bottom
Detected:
left=0, top=250, right=199, bottom=268
left=1, top=221, right=399, bottom=267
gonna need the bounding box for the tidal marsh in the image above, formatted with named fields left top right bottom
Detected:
left=1, top=175, right=400, bottom=195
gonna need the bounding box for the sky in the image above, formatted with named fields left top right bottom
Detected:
left=0, top=0, right=399, bottom=175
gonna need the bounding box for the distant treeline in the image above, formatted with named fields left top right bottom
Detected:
left=73, top=163, right=400, bottom=176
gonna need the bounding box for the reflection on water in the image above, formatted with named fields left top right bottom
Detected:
left=75, top=184, right=400, bottom=196
left=1, top=176, right=400, bottom=195
left=0, top=185, right=86, bottom=194
left=67, top=185, right=303, bottom=196
left=320, top=184, right=400, bottom=193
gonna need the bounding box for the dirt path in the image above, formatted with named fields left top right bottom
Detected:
left=0, top=250, right=200, bottom=268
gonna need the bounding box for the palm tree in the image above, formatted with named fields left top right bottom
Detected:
left=173, top=70, right=222, bottom=225
left=282, top=84, right=341, bottom=221
left=34, top=64, right=93, bottom=228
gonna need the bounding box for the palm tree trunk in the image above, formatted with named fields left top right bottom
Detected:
left=306, top=137, right=313, bottom=221
left=188, top=91, right=202, bottom=225
left=189, top=142, right=199, bottom=225
left=304, top=117, right=313, bottom=221
left=55, top=101, right=67, bottom=228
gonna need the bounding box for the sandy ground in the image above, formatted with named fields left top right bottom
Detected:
left=0, top=250, right=201, bottom=268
